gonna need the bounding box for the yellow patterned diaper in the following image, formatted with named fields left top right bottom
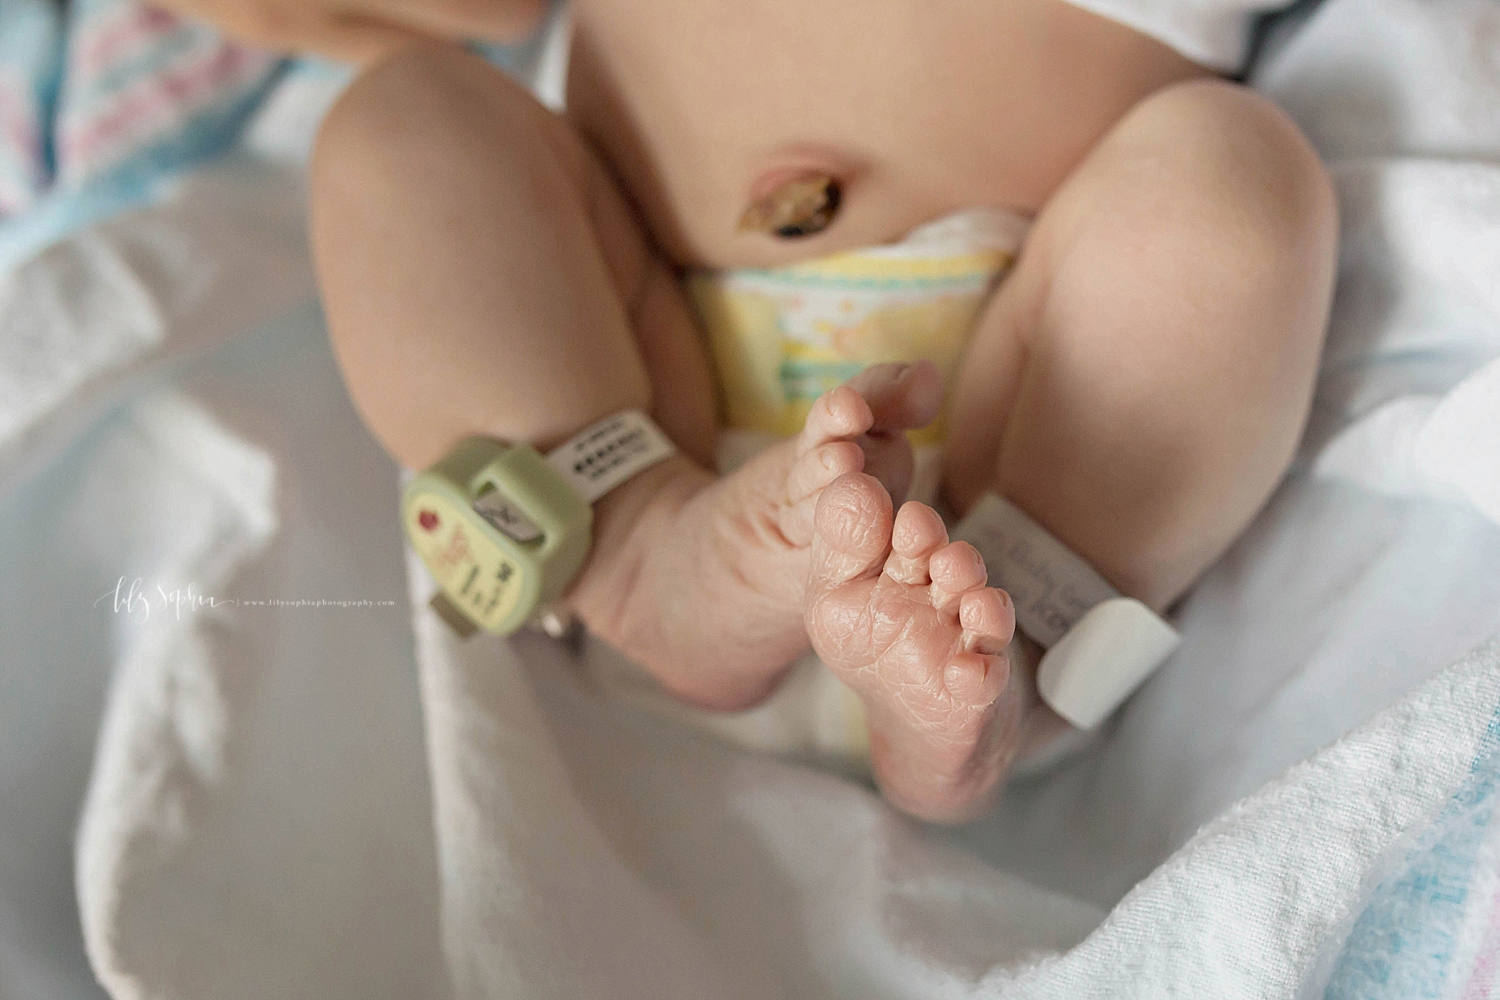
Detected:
left=689, top=208, right=1030, bottom=501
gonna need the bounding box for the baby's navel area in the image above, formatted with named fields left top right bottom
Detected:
left=564, top=0, right=1207, bottom=270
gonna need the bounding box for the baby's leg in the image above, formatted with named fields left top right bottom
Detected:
left=311, top=45, right=939, bottom=708
left=947, top=79, right=1336, bottom=608
left=808, top=80, right=1337, bottom=820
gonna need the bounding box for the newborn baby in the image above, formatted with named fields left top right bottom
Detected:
left=200, top=0, right=1335, bottom=819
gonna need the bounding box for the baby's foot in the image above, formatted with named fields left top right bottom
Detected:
left=569, top=362, right=944, bottom=711
left=806, top=474, right=1025, bottom=822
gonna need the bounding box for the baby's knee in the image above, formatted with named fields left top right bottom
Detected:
left=311, top=43, right=545, bottom=200
left=1121, top=79, right=1336, bottom=265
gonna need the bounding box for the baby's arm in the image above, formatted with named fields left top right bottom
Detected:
left=154, top=0, right=547, bottom=64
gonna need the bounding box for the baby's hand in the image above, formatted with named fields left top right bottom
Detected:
left=154, top=0, right=547, bottom=64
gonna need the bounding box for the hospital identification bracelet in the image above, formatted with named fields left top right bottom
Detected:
left=402, top=410, right=676, bottom=637
left=953, top=494, right=1182, bottom=729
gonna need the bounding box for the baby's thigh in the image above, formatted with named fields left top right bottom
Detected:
left=312, top=45, right=717, bottom=465
left=1032, top=78, right=1335, bottom=347
left=945, top=79, right=1336, bottom=602
left=953, top=77, right=1336, bottom=457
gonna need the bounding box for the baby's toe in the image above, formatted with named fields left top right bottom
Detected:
left=959, top=588, right=1015, bottom=655
left=928, top=540, right=988, bottom=614
left=796, top=365, right=936, bottom=507
left=798, top=386, right=874, bottom=453
left=809, top=472, right=895, bottom=591
left=883, top=501, right=947, bottom=586
left=781, top=439, right=865, bottom=545
left=942, top=650, right=1009, bottom=706
left=843, top=361, right=945, bottom=432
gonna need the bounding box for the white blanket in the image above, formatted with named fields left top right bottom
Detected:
left=2, top=0, right=1499, bottom=996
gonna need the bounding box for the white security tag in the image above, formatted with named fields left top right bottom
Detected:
left=1036, top=598, right=1181, bottom=729
left=953, top=493, right=1182, bottom=729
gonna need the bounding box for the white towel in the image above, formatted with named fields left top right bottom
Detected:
left=3, top=0, right=1500, bottom=997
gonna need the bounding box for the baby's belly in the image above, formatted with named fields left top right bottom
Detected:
left=566, top=0, right=1206, bottom=271
left=688, top=208, right=1031, bottom=504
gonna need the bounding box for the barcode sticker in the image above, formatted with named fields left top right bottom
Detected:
left=545, top=410, right=676, bottom=504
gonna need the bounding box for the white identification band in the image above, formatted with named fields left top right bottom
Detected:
left=953, top=494, right=1182, bottom=730
left=545, top=409, right=676, bottom=504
